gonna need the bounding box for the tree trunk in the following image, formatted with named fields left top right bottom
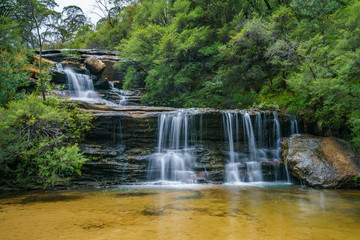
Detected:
left=28, top=0, right=46, bottom=100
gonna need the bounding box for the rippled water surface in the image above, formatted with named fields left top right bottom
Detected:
left=1, top=185, right=359, bottom=240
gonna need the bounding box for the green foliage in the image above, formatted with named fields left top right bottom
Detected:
left=0, top=95, right=92, bottom=187
left=36, top=145, right=87, bottom=188
left=123, top=65, right=138, bottom=90
left=0, top=50, right=29, bottom=106
left=3, top=0, right=359, bottom=149
left=350, top=176, right=360, bottom=188
left=0, top=16, right=23, bottom=50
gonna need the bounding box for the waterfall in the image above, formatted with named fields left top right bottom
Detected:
left=273, top=113, right=281, bottom=150
left=243, top=112, right=256, bottom=161
left=55, top=63, right=63, bottom=71
left=147, top=110, right=196, bottom=184
left=56, top=63, right=119, bottom=105
left=63, top=67, right=99, bottom=99
left=290, top=116, right=299, bottom=135
left=223, top=111, right=289, bottom=184
left=109, top=82, right=130, bottom=106
left=223, top=112, right=241, bottom=183
left=242, top=112, right=262, bottom=182
left=255, top=112, right=262, bottom=148
left=273, top=112, right=291, bottom=182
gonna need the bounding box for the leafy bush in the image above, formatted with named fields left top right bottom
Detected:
left=36, top=146, right=87, bottom=188
left=123, top=65, right=138, bottom=90
left=0, top=50, right=29, bottom=106
left=0, top=95, right=92, bottom=188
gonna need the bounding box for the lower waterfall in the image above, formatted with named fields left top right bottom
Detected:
left=147, top=110, right=197, bottom=184
left=143, top=109, right=296, bottom=185
left=223, top=111, right=290, bottom=184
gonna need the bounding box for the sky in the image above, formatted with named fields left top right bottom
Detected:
left=55, top=0, right=102, bottom=24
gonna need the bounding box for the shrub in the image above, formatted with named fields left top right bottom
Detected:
left=0, top=95, right=92, bottom=188
left=0, top=50, right=29, bottom=106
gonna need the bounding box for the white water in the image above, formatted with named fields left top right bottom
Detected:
left=147, top=110, right=196, bottom=184
left=290, top=116, right=299, bottom=135
left=223, top=111, right=288, bottom=184
left=109, top=81, right=130, bottom=106
left=63, top=67, right=99, bottom=99
left=56, top=63, right=119, bottom=106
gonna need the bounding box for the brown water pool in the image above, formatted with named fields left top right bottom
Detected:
left=0, top=184, right=359, bottom=240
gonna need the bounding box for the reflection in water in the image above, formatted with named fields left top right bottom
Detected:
left=0, top=186, right=359, bottom=240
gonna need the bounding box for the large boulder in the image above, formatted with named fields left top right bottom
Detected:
left=51, top=70, right=67, bottom=84
left=84, top=56, right=106, bottom=75
left=282, top=134, right=360, bottom=188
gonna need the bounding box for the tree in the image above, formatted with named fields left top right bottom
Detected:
left=28, top=0, right=46, bottom=100
left=0, top=50, right=29, bottom=106
left=50, top=5, right=88, bottom=43
left=9, top=0, right=58, bottom=48
left=91, top=0, right=133, bottom=26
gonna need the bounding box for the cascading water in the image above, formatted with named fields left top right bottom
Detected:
left=290, top=116, right=299, bottom=135
left=56, top=63, right=119, bottom=105
left=63, top=67, right=99, bottom=99
left=55, top=63, right=63, bottom=71
left=243, top=112, right=263, bottom=182
left=109, top=82, right=130, bottom=106
left=223, top=112, right=241, bottom=183
left=147, top=110, right=197, bottom=184
left=223, top=111, right=289, bottom=184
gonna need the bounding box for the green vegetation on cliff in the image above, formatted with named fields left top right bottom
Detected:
left=67, top=0, right=360, bottom=148
left=0, top=0, right=359, bottom=151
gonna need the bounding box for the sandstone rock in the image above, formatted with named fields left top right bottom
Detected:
left=33, top=56, right=55, bottom=67
left=61, top=60, right=86, bottom=73
left=282, top=134, right=360, bottom=188
left=84, top=56, right=106, bottom=75
left=28, top=66, right=40, bottom=79
left=99, top=59, right=124, bottom=82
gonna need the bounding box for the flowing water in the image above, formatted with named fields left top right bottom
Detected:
left=223, top=111, right=289, bottom=184
left=290, top=115, right=299, bottom=135
left=63, top=67, right=99, bottom=99
left=109, top=82, right=130, bottom=106
left=147, top=110, right=197, bottom=184
left=56, top=64, right=122, bottom=106
left=0, top=185, right=359, bottom=240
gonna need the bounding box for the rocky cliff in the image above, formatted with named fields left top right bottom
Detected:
left=72, top=104, right=294, bottom=186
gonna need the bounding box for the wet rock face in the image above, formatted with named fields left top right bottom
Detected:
left=194, top=144, right=226, bottom=183
left=51, top=70, right=67, bottom=84
left=282, top=134, right=360, bottom=188
left=78, top=144, right=151, bottom=184
left=74, top=109, right=293, bottom=186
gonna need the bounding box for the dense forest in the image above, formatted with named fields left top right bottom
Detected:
left=0, top=0, right=360, bottom=186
